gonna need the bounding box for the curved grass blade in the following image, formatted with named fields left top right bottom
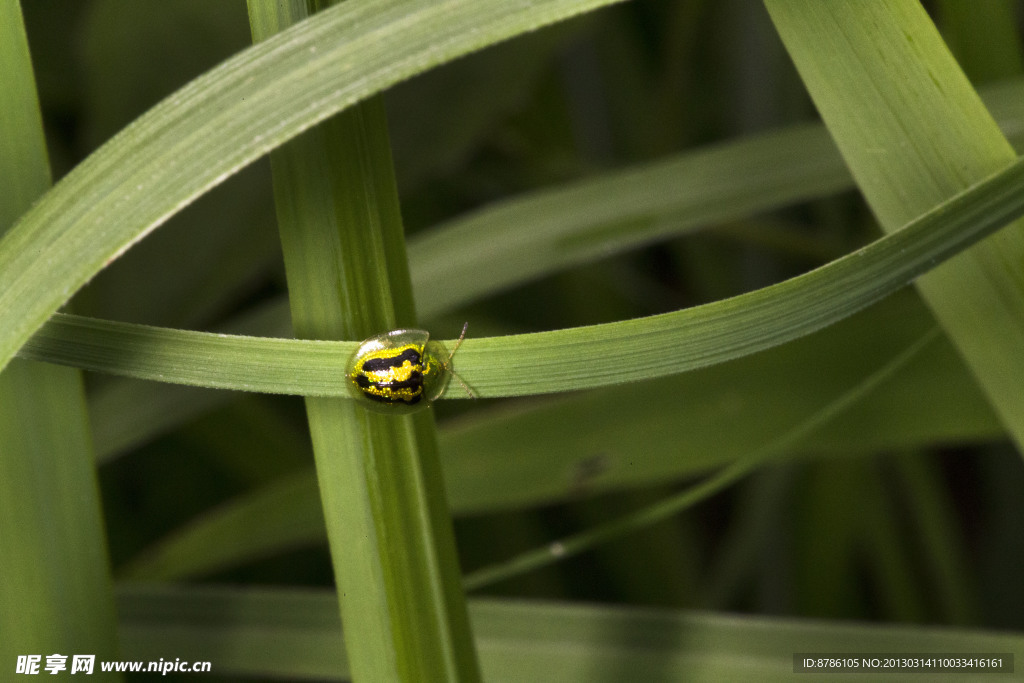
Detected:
left=82, top=78, right=1024, bottom=462
left=412, top=80, right=1024, bottom=317
left=412, top=124, right=851, bottom=318
left=0, top=0, right=628, bottom=374
left=19, top=153, right=1024, bottom=397
left=115, top=292, right=1004, bottom=583
left=766, top=1, right=1024, bottom=452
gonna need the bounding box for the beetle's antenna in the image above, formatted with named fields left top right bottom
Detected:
left=446, top=322, right=475, bottom=399
left=447, top=321, right=469, bottom=362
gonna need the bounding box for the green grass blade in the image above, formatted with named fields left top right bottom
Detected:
left=0, top=4, right=48, bottom=206
left=75, top=75, right=1024, bottom=466
left=79, top=77, right=1023, bottom=463
left=90, top=299, right=290, bottom=462
left=412, top=82, right=1024, bottom=316
left=411, top=124, right=850, bottom=317
left=73, top=77, right=1024, bottom=352
left=117, top=293, right=1003, bottom=582
left=0, top=0, right=627, bottom=374
left=248, top=3, right=480, bottom=679
left=116, top=584, right=1024, bottom=681
left=0, top=0, right=120, bottom=670
left=20, top=154, right=1024, bottom=397
left=765, top=0, right=1024, bottom=453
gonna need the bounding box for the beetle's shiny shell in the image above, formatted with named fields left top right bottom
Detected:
left=346, top=329, right=451, bottom=413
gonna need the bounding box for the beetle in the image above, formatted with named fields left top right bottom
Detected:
left=347, top=322, right=472, bottom=412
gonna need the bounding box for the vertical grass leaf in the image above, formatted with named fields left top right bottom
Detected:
left=765, top=0, right=1024, bottom=454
